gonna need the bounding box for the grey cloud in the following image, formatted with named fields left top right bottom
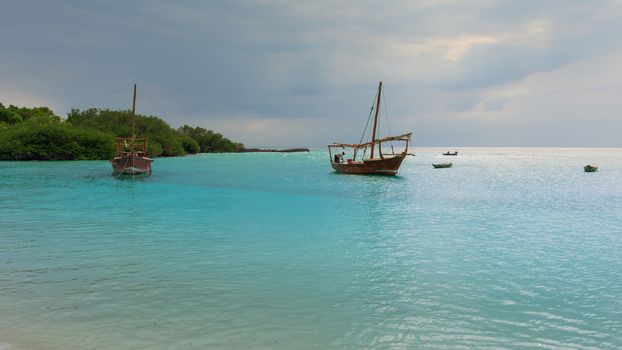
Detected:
left=1, top=0, right=621, bottom=146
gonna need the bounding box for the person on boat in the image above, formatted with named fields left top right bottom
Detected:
left=334, top=152, right=345, bottom=163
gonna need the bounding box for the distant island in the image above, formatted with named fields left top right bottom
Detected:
left=0, top=102, right=245, bottom=160
left=237, top=147, right=309, bottom=153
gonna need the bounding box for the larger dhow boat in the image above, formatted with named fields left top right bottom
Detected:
left=111, top=84, right=153, bottom=175
left=328, top=81, right=413, bottom=175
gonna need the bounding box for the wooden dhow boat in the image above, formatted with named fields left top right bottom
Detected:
left=433, top=162, right=452, bottom=168
left=328, top=81, right=413, bottom=176
left=111, top=84, right=153, bottom=175
left=584, top=164, right=598, bottom=173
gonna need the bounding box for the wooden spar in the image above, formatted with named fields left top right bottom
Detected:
left=370, top=81, right=381, bottom=159
left=330, top=133, right=411, bottom=148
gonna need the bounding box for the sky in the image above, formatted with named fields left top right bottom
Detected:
left=1, top=0, right=621, bottom=147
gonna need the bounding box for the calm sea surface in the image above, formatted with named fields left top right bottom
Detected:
left=1, top=148, right=621, bottom=349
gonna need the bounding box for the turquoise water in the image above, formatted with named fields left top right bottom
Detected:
left=1, top=148, right=621, bottom=349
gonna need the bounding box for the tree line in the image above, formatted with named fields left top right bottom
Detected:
left=0, top=103, right=244, bottom=160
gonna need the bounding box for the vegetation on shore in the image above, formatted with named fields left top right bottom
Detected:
left=0, top=103, right=243, bottom=160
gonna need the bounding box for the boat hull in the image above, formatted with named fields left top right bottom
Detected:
left=331, top=154, right=406, bottom=176
left=111, top=155, right=153, bottom=175
left=584, top=165, right=598, bottom=173
left=433, top=163, right=452, bottom=168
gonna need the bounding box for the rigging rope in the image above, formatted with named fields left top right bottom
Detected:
left=382, top=88, right=395, bottom=154
left=382, top=91, right=392, bottom=136
left=354, top=88, right=379, bottom=160
left=381, top=90, right=395, bottom=154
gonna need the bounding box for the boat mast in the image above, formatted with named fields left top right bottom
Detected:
left=370, top=81, right=382, bottom=159
left=131, top=84, right=137, bottom=158
left=131, top=84, right=137, bottom=141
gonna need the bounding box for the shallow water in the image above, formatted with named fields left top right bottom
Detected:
left=1, top=148, right=621, bottom=349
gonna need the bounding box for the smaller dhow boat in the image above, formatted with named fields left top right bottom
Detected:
left=328, top=81, right=413, bottom=176
left=584, top=164, right=598, bottom=173
left=443, top=151, right=458, bottom=156
left=111, top=84, right=153, bottom=175
left=433, top=163, right=452, bottom=168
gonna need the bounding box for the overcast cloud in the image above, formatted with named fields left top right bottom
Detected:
left=1, top=0, right=621, bottom=146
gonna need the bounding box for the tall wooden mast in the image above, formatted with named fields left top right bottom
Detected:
left=370, top=81, right=382, bottom=159
left=130, top=83, right=137, bottom=173
left=131, top=84, right=137, bottom=141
